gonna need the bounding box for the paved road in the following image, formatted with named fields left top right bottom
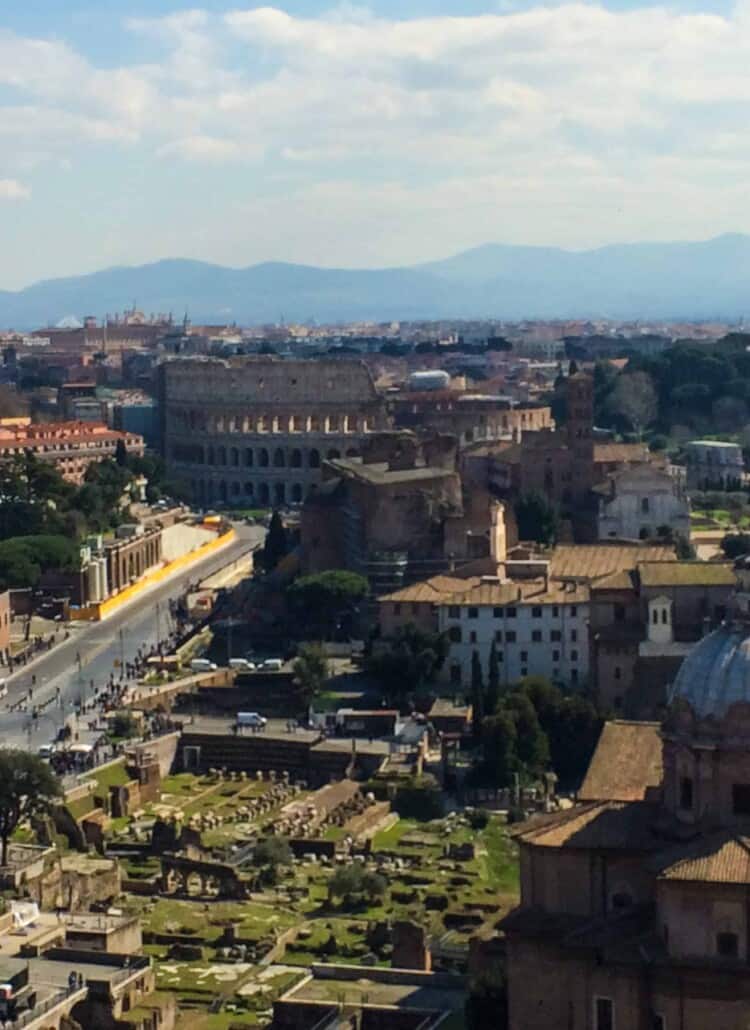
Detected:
left=0, top=523, right=264, bottom=752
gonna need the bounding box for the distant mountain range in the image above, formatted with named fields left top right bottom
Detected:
left=5, top=233, right=750, bottom=328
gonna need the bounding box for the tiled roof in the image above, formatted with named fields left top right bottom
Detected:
left=592, top=569, right=636, bottom=591
left=549, top=544, right=674, bottom=581
left=378, top=575, right=481, bottom=604
left=447, top=578, right=589, bottom=608
left=513, top=800, right=660, bottom=851
left=578, top=721, right=663, bottom=803
left=594, top=443, right=651, bottom=464
left=654, top=833, right=750, bottom=884
left=637, top=561, right=736, bottom=588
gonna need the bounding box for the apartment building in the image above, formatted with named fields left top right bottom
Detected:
left=0, top=420, right=144, bottom=483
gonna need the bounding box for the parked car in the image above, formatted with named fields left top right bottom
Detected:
left=37, top=744, right=56, bottom=759
left=190, top=658, right=218, bottom=673
left=229, top=658, right=255, bottom=671
left=261, top=658, right=283, bottom=672
left=236, top=712, right=267, bottom=728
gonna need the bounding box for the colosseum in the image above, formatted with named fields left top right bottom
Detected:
left=159, top=356, right=390, bottom=506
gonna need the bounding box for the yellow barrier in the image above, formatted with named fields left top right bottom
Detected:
left=75, top=529, right=237, bottom=622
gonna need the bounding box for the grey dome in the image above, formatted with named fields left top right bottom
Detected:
left=670, top=625, right=750, bottom=719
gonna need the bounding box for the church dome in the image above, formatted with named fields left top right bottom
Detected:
left=670, top=624, right=750, bottom=719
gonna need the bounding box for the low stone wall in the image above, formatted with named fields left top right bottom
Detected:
left=309, top=964, right=465, bottom=989
left=344, top=801, right=391, bottom=841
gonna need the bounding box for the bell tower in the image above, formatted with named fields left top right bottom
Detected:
left=566, top=372, right=595, bottom=498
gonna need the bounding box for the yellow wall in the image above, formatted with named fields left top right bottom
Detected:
left=74, top=529, right=237, bottom=622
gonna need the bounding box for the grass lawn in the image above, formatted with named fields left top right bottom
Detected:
left=83, top=759, right=131, bottom=792
left=372, top=818, right=418, bottom=850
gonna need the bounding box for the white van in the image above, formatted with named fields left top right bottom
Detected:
left=229, top=658, right=254, bottom=671
left=190, top=658, right=217, bottom=673
left=262, top=658, right=283, bottom=672
left=237, top=711, right=267, bottom=729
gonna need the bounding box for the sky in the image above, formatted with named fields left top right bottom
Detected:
left=0, top=0, right=749, bottom=288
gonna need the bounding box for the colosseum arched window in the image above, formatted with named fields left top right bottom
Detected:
left=273, top=448, right=286, bottom=467
left=291, top=484, right=303, bottom=503
left=258, top=415, right=269, bottom=433
left=310, top=415, right=321, bottom=432
left=328, top=414, right=340, bottom=432
left=309, top=449, right=320, bottom=468
left=216, top=416, right=225, bottom=433
left=271, top=416, right=280, bottom=433
left=290, top=414, right=303, bottom=433
left=231, top=447, right=239, bottom=467
left=228, top=416, right=237, bottom=433
left=244, top=449, right=253, bottom=467
left=217, top=446, right=227, bottom=466
left=259, top=448, right=269, bottom=467
left=258, top=483, right=270, bottom=504
left=290, top=449, right=302, bottom=468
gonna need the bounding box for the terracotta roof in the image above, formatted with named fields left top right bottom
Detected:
left=593, top=569, right=636, bottom=591
left=513, top=800, right=660, bottom=851
left=578, top=721, right=663, bottom=803
left=637, top=561, right=736, bottom=588
left=447, top=578, right=589, bottom=608
left=594, top=443, right=651, bottom=464
left=654, top=832, right=750, bottom=884
left=378, top=575, right=480, bottom=604
left=549, top=544, right=674, bottom=581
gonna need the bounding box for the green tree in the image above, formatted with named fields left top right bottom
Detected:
left=293, top=643, right=330, bottom=705
left=110, top=711, right=138, bottom=740
left=504, top=692, right=549, bottom=776
left=255, top=837, right=293, bottom=869
left=365, top=625, right=448, bottom=701
left=471, top=650, right=484, bottom=742
left=261, top=510, right=288, bottom=571
left=480, top=709, right=517, bottom=787
left=115, top=438, right=128, bottom=467
left=486, top=640, right=501, bottom=715
left=0, top=750, right=61, bottom=865
left=721, top=533, right=750, bottom=559
left=515, top=493, right=558, bottom=545
left=288, top=570, right=369, bottom=638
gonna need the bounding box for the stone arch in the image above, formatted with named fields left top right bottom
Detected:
left=217, top=446, right=227, bottom=466
left=310, top=415, right=321, bottom=432
left=309, top=449, right=320, bottom=469
left=346, top=448, right=359, bottom=458
left=231, top=447, right=239, bottom=467
left=258, top=483, right=270, bottom=505
left=273, top=448, right=286, bottom=467
left=244, top=448, right=254, bottom=467
left=259, top=448, right=269, bottom=468
left=291, top=414, right=304, bottom=432
left=291, top=483, right=303, bottom=503
left=258, top=415, right=269, bottom=432
left=274, top=482, right=286, bottom=506
left=244, top=482, right=255, bottom=498
left=290, top=448, right=302, bottom=468
left=327, top=448, right=341, bottom=460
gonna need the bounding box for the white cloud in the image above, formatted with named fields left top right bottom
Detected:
left=5, top=2, right=750, bottom=270
left=0, top=179, right=30, bottom=201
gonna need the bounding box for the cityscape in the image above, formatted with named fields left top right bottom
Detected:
left=3, top=3, right=750, bottom=1030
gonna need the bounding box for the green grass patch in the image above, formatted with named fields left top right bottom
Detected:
left=83, top=760, right=131, bottom=793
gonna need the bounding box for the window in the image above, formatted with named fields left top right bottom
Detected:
left=717, top=932, right=739, bottom=958
left=662, top=608, right=668, bottom=624
left=652, top=607, right=659, bottom=625
left=520, top=650, right=528, bottom=662
left=595, top=998, right=614, bottom=1030
left=571, top=650, right=578, bottom=662
left=495, top=630, right=503, bottom=642
left=641, top=497, right=650, bottom=513
left=468, top=607, right=478, bottom=620
left=552, top=606, right=559, bottom=617
left=493, top=607, right=504, bottom=618
left=553, top=650, right=559, bottom=662
left=732, top=783, right=750, bottom=815
left=469, top=631, right=477, bottom=644
left=497, top=651, right=504, bottom=662
left=532, top=630, right=542, bottom=643
left=448, top=626, right=462, bottom=643
left=679, top=776, right=693, bottom=811
left=506, top=631, right=516, bottom=643
left=521, top=667, right=528, bottom=677
left=571, top=669, right=578, bottom=683
left=570, top=605, right=577, bottom=616
left=571, top=629, right=578, bottom=642
left=448, top=606, right=460, bottom=619
left=506, top=606, right=517, bottom=618
left=551, top=630, right=561, bottom=642
left=532, top=606, right=542, bottom=618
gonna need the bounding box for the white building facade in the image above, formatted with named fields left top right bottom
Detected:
left=596, top=465, right=690, bottom=541
left=437, top=579, right=590, bottom=689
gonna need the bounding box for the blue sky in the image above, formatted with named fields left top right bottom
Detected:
left=0, top=0, right=748, bottom=289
